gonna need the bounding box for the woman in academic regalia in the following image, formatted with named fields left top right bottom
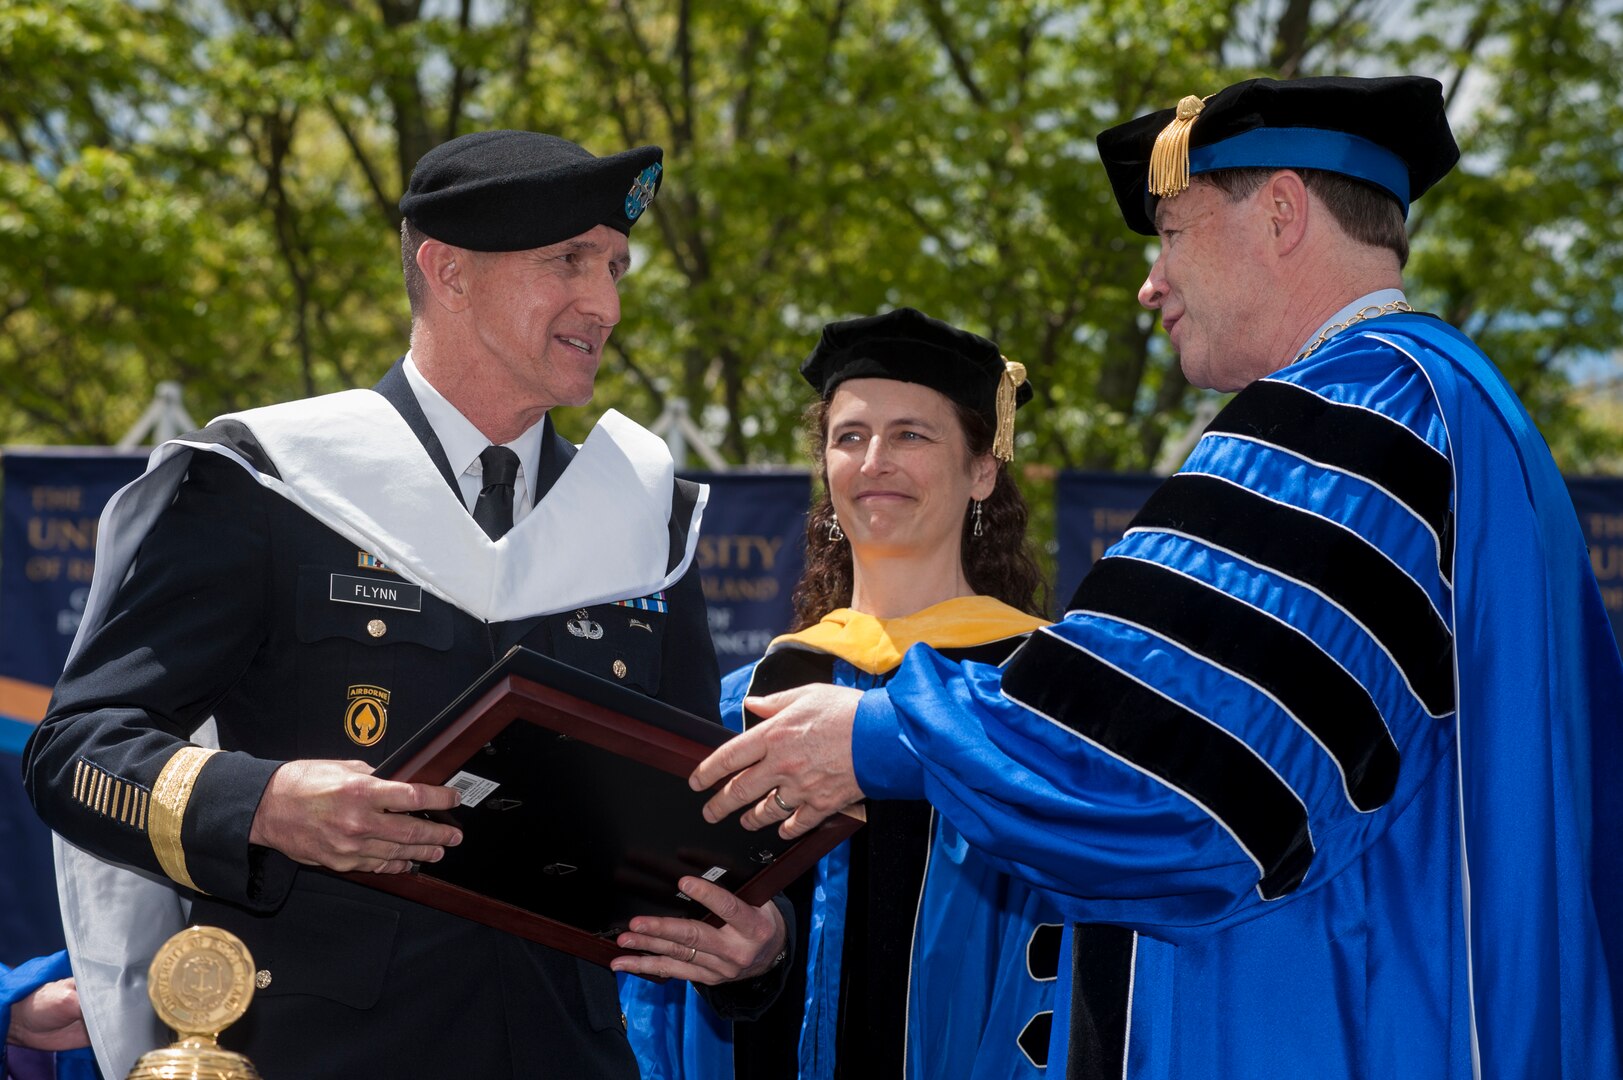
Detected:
left=620, top=307, right=1065, bottom=1080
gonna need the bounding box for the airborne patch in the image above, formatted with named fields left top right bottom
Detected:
left=345, top=684, right=390, bottom=747
left=566, top=610, right=604, bottom=640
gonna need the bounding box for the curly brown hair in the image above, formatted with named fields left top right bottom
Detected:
left=790, top=394, right=1048, bottom=630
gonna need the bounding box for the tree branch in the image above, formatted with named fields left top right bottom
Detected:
left=608, top=337, right=666, bottom=410
left=444, top=0, right=477, bottom=142
left=919, top=0, right=989, bottom=107
left=616, top=0, right=684, bottom=137
left=259, top=108, right=317, bottom=397
left=676, top=0, right=695, bottom=145
left=324, top=97, right=400, bottom=229
left=377, top=0, right=434, bottom=193
left=731, top=17, right=764, bottom=145
left=1270, top=0, right=1314, bottom=77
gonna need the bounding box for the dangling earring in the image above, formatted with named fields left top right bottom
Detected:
left=972, top=500, right=984, bottom=538
left=829, top=513, right=845, bottom=542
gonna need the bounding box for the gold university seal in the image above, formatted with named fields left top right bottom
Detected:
left=149, top=925, right=254, bottom=1035
left=127, top=926, right=263, bottom=1079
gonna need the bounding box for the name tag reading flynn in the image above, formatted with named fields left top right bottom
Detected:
left=330, top=573, right=423, bottom=612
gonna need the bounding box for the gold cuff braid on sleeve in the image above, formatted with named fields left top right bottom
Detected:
left=149, top=746, right=220, bottom=893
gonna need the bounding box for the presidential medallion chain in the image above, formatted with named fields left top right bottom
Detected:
left=1298, top=300, right=1413, bottom=360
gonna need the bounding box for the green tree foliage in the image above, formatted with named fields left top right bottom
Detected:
left=1, top=0, right=1618, bottom=470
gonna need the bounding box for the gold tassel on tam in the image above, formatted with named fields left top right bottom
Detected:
left=1148, top=95, right=1207, bottom=198
left=993, top=357, right=1027, bottom=462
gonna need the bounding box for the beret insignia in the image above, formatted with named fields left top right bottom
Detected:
left=625, top=162, right=663, bottom=222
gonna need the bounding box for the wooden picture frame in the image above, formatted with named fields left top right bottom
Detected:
left=337, top=647, right=861, bottom=968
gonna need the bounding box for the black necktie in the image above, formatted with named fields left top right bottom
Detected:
left=472, top=445, right=520, bottom=540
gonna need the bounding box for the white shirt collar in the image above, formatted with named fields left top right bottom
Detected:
left=1294, top=288, right=1408, bottom=359
left=402, top=352, right=547, bottom=516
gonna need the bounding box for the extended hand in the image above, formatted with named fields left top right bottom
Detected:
left=7, top=977, right=89, bottom=1051
left=689, top=682, right=866, bottom=839
left=609, top=876, right=787, bottom=985
left=248, top=759, right=463, bottom=874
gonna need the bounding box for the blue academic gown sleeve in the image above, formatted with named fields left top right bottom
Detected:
left=859, top=339, right=1457, bottom=935
left=1, top=953, right=101, bottom=1080
left=855, top=319, right=1622, bottom=1077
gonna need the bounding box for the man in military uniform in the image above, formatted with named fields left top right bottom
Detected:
left=691, top=78, right=1623, bottom=1077
left=24, top=131, right=788, bottom=1079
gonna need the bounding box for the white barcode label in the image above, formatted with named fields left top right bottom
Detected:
left=445, top=771, right=500, bottom=808
left=677, top=867, right=729, bottom=902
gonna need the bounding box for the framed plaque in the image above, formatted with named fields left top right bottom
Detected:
left=338, top=646, right=861, bottom=967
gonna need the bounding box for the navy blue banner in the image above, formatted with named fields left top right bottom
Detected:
left=0, top=450, right=147, bottom=743
left=0, top=749, right=62, bottom=967
left=1053, top=471, right=1162, bottom=613
left=682, top=471, right=810, bottom=675
left=1565, top=477, right=1623, bottom=643
left=0, top=449, right=145, bottom=965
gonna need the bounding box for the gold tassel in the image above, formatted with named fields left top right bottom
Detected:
left=993, top=357, right=1027, bottom=462
left=1147, top=94, right=1206, bottom=199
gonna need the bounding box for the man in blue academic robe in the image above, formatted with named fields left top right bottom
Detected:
left=692, top=75, right=1623, bottom=1078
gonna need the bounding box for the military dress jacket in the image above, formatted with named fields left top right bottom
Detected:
left=23, top=361, right=720, bottom=1080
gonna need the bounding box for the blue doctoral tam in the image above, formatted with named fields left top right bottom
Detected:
left=1096, top=75, right=1459, bottom=235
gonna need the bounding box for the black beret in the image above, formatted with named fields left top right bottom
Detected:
left=800, top=307, right=1034, bottom=434
left=1096, top=76, right=1459, bottom=235
left=399, top=130, right=664, bottom=251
